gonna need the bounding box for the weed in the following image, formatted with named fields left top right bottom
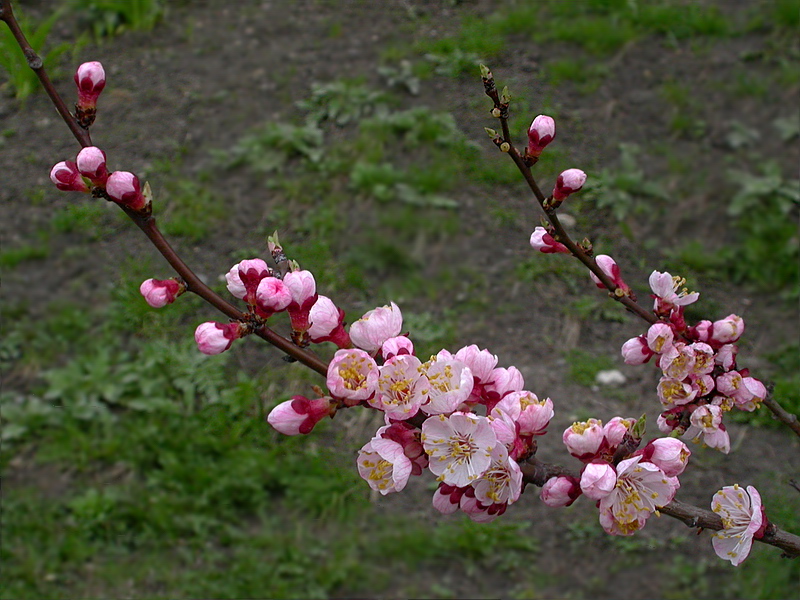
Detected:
left=216, top=121, right=325, bottom=172
left=160, top=178, right=226, bottom=241
left=297, top=79, right=392, bottom=126
left=564, top=348, right=617, bottom=387
left=0, top=242, right=49, bottom=268
left=71, top=0, right=164, bottom=39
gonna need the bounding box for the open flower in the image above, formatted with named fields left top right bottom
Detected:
left=357, top=435, right=413, bottom=495
left=683, top=404, right=730, bottom=453
left=350, top=302, right=403, bottom=354
left=326, top=348, right=378, bottom=404
left=711, top=484, right=766, bottom=566
left=649, top=270, right=699, bottom=311
left=421, top=412, right=496, bottom=487
left=371, top=354, right=427, bottom=420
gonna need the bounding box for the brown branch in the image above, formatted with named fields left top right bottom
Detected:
left=763, top=396, right=800, bottom=437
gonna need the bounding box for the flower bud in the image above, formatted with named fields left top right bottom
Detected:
left=308, top=295, right=351, bottom=348
left=552, top=168, right=586, bottom=201
left=646, top=322, right=674, bottom=354
left=690, top=320, right=713, bottom=342
left=283, top=270, right=317, bottom=333
left=255, top=277, right=292, bottom=318
left=454, top=345, right=498, bottom=384
left=74, top=61, right=106, bottom=106
left=194, top=321, right=243, bottom=355
left=580, top=462, right=617, bottom=500
left=139, top=278, right=183, bottom=308
left=589, top=255, right=631, bottom=296
left=715, top=344, right=738, bottom=370
left=621, top=335, right=654, bottom=365
left=527, top=115, right=556, bottom=157
left=267, top=395, right=333, bottom=435
left=50, top=161, right=88, bottom=192
left=540, top=476, right=581, bottom=507
left=75, top=146, right=109, bottom=186
left=563, top=419, right=604, bottom=460
left=530, top=226, right=570, bottom=254
left=710, top=314, right=745, bottom=345
left=106, top=171, right=148, bottom=210
left=603, top=417, right=634, bottom=449
left=640, top=438, right=690, bottom=477
left=381, top=335, right=414, bottom=360
left=349, top=302, right=403, bottom=354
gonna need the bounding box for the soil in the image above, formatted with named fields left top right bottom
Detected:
left=2, top=1, right=798, bottom=599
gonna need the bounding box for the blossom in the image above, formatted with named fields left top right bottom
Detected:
left=380, top=335, right=414, bottom=360
left=710, top=314, right=745, bottom=345
left=267, top=395, right=333, bottom=435
left=540, top=476, right=581, bottom=507
left=640, top=437, right=691, bottom=477
left=471, top=445, right=523, bottom=507
left=657, top=377, right=698, bottom=408
left=621, top=335, right=654, bottom=365
left=683, top=404, right=730, bottom=453
left=308, top=295, right=350, bottom=347
left=50, top=161, right=88, bottom=192
left=357, top=436, right=413, bottom=494
left=589, top=255, right=631, bottom=295
left=658, top=343, right=695, bottom=380
left=349, top=302, right=403, bottom=354
left=580, top=461, right=617, bottom=500
left=75, top=146, right=109, bottom=186
left=454, top=345, right=498, bottom=385
left=226, top=258, right=270, bottom=302
left=711, top=485, right=766, bottom=566
left=530, top=227, right=569, bottom=254
left=326, top=348, right=379, bottom=404
left=371, top=354, right=427, bottom=420
left=255, top=276, right=292, bottom=317
left=421, top=412, right=497, bottom=487
left=139, top=278, right=183, bottom=308
left=563, top=419, right=604, bottom=460
left=515, top=391, right=554, bottom=436
left=646, top=322, right=674, bottom=354
left=432, top=483, right=463, bottom=514
left=284, top=270, right=317, bottom=332
left=106, top=171, right=148, bottom=210
left=552, top=168, right=586, bottom=201
left=419, top=356, right=474, bottom=415
left=194, top=321, right=243, bottom=355
left=483, top=366, right=524, bottom=404
left=649, top=270, right=699, bottom=311
left=527, top=114, right=556, bottom=157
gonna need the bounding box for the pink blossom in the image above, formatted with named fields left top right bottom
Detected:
left=106, top=171, right=147, bottom=210
left=715, top=344, right=738, bottom=370
left=421, top=412, right=497, bottom=487
left=139, top=278, right=183, bottom=308
left=380, top=335, right=414, bottom=360
left=658, top=343, right=696, bottom=380
left=710, top=314, right=745, bottom=345
left=454, top=344, right=498, bottom=384
left=602, top=417, right=634, bottom=449
left=284, top=270, right=317, bottom=332
left=580, top=461, right=617, bottom=500
left=657, top=377, right=698, bottom=408
left=50, top=161, right=88, bottom=192
left=540, top=476, right=581, bottom=507
left=357, top=436, right=413, bottom=494
left=691, top=320, right=712, bottom=342
left=689, top=342, right=716, bottom=375
left=529, top=226, right=569, bottom=254
left=589, top=255, right=631, bottom=295
left=563, top=419, right=604, bottom=460
left=483, top=366, right=524, bottom=404
left=226, top=258, right=270, bottom=303
left=738, top=377, right=766, bottom=411
left=552, top=168, right=586, bottom=201
left=693, top=374, right=716, bottom=397
left=74, top=61, right=106, bottom=106
left=648, top=270, right=699, bottom=311
left=527, top=114, right=556, bottom=157
left=255, top=276, right=292, bottom=317
left=646, top=322, right=674, bottom=354
left=516, top=391, right=554, bottom=436
left=683, top=404, right=730, bottom=453
left=326, top=348, right=379, bottom=404
left=371, top=354, right=427, bottom=420
left=711, top=485, right=766, bottom=566
left=471, top=445, right=523, bottom=507
left=267, top=395, right=333, bottom=435
left=420, top=356, right=474, bottom=415
left=597, top=456, right=679, bottom=536
left=75, top=146, right=109, bottom=186
left=432, top=483, right=463, bottom=514
left=308, top=295, right=350, bottom=347
left=349, top=302, right=403, bottom=354
left=194, top=321, right=242, bottom=355
left=621, top=335, right=654, bottom=365
left=640, top=437, right=691, bottom=477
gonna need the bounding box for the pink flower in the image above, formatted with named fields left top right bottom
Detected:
left=483, top=366, right=524, bottom=404
left=710, top=314, right=745, bottom=345
left=640, top=437, right=691, bottom=477
left=646, top=322, right=674, bottom=354
left=715, top=344, right=738, bottom=370
left=349, top=302, right=403, bottom=354
left=621, top=335, right=654, bottom=365
left=75, top=146, right=109, bottom=186
left=284, top=270, right=317, bottom=332
left=421, top=412, right=497, bottom=487
left=602, top=417, right=634, bottom=449
left=589, top=255, right=631, bottom=295
left=419, top=356, right=474, bottom=415
left=540, top=476, right=581, bottom=507
left=527, top=114, right=556, bottom=157
left=597, top=456, right=679, bottom=536
left=432, top=483, right=463, bottom=514
left=371, top=354, right=427, bottom=420
left=226, top=258, right=270, bottom=303
left=580, top=461, right=617, bottom=500
left=649, top=270, right=699, bottom=311
left=657, top=377, right=698, bottom=408
left=255, top=277, right=292, bottom=317
left=267, top=395, right=333, bottom=435
left=658, top=343, right=696, bottom=380
left=74, top=61, right=106, bottom=106
left=106, top=171, right=148, bottom=210
left=454, top=344, right=498, bottom=384
left=326, top=348, right=379, bottom=404
left=711, top=485, right=766, bottom=566
left=194, top=321, right=243, bottom=355
left=357, top=435, right=414, bottom=495
left=738, top=377, right=766, bottom=411
left=471, top=445, right=523, bottom=507
left=563, top=419, right=604, bottom=460
left=50, top=161, right=88, bottom=192
left=308, top=295, right=350, bottom=347
left=683, top=404, right=730, bottom=453
left=689, top=342, right=716, bottom=375
left=515, top=391, right=554, bottom=436
left=691, top=320, right=713, bottom=342
left=139, top=278, right=183, bottom=308
left=552, top=168, right=586, bottom=201
left=380, top=335, right=414, bottom=360
left=530, top=226, right=570, bottom=254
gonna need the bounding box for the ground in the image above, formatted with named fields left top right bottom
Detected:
left=1, top=1, right=799, bottom=599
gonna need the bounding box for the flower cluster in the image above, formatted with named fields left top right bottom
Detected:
left=543, top=418, right=690, bottom=535
left=268, top=298, right=555, bottom=522
left=621, top=271, right=766, bottom=453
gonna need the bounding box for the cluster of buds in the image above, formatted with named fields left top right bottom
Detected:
left=621, top=271, right=766, bottom=453
left=190, top=258, right=350, bottom=355
left=544, top=418, right=690, bottom=535
left=268, top=298, right=555, bottom=523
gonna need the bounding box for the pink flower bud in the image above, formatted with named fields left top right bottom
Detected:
left=50, top=161, right=88, bottom=192
left=326, top=348, right=379, bottom=404
left=552, top=168, right=586, bottom=201
left=106, top=171, right=147, bottom=210
left=641, top=438, right=691, bottom=477
left=527, top=115, right=556, bottom=157
left=691, top=320, right=713, bottom=342
left=381, top=335, right=414, bottom=360
left=267, top=395, right=333, bottom=435
left=75, top=146, right=109, bottom=186
left=454, top=344, right=498, bottom=384
left=194, top=321, right=242, bottom=355
left=621, top=335, right=654, bottom=365
left=540, top=476, right=581, bottom=507
left=139, top=278, right=183, bottom=308
left=283, top=270, right=317, bottom=307
left=349, top=302, right=403, bottom=354
left=563, top=419, right=604, bottom=460
left=646, top=322, right=674, bottom=354
left=580, top=462, right=617, bottom=500
left=432, top=483, right=463, bottom=514
left=74, top=61, right=106, bottom=106
left=483, top=366, right=524, bottom=404
left=530, top=226, right=570, bottom=254
left=255, top=277, right=292, bottom=317
left=715, top=344, right=738, bottom=370
left=307, top=295, right=350, bottom=348
left=710, top=314, right=745, bottom=345
left=589, top=255, right=631, bottom=295
left=603, top=417, right=634, bottom=449
left=515, top=392, right=554, bottom=436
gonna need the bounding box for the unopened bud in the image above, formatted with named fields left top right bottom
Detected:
left=105, top=171, right=148, bottom=211
left=139, top=278, right=184, bottom=308
left=527, top=115, right=556, bottom=157
left=75, top=146, right=109, bottom=186
left=500, top=142, right=510, bottom=153
left=74, top=61, right=106, bottom=105
left=50, top=160, right=88, bottom=192
left=553, top=168, right=586, bottom=201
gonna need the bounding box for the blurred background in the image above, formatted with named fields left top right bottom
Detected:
left=1, top=1, right=798, bottom=598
